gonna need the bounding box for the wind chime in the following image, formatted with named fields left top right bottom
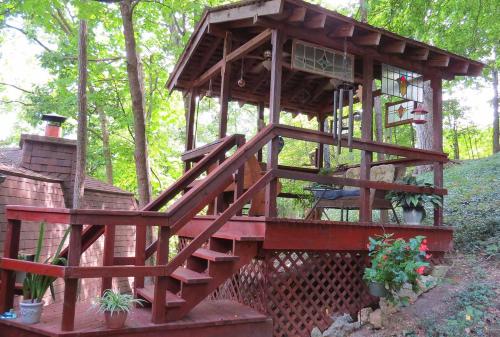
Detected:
left=332, top=39, right=355, bottom=155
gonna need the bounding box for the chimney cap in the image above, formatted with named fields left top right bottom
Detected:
left=42, top=113, right=67, bottom=125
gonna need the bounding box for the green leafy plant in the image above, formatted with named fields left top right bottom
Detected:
left=386, top=175, right=443, bottom=212
left=23, top=223, right=70, bottom=303
left=94, top=290, right=145, bottom=314
left=363, top=234, right=431, bottom=305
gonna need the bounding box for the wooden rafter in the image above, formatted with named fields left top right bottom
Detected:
left=406, top=47, right=429, bottom=61
left=380, top=40, right=406, bottom=54
left=304, top=13, right=326, bottom=29
left=427, top=54, right=450, bottom=68
left=287, top=7, right=307, bottom=24
left=328, top=23, right=355, bottom=38
left=193, top=29, right=272, bottom=88
left=352, top=32, right=381, bottom=46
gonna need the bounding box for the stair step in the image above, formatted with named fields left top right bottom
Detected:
left=193, top=248, right=239, bottom=262
left=136, top=285, right=185, bottom=308
left=171, top=267, right=211, bottom=284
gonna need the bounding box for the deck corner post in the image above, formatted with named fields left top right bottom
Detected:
left=431, top=75, right=444, bottom=226
left=265, top=28, right=284, bottom=218
left=317, top=114, right=325, bottom=169
left=61, top=223, right=83, bottom=331
left=152, top=226, right=170, bottom=324
left=0, top=219, right=21, bottom=313
left=360, top=56, right=374, bottom=222
left=101, top=224, right=115, bottom=294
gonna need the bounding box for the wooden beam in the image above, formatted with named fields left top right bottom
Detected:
left=427, top=54, right=450, bottom=68
left=61, top=224, right=82, bottom=331
left=257, top=103, right=265, bottom=162
left=328, top=23, right=355, bottom=38
left=0, top=219, right=21, bottom=313
left=407, top=47, right=429, bottom=61
left=304, top=13, right=327, bottom=29
left=449, top=60, right=470, bottom=74
left=380, top=40, right=406, bottom=54
left=287, top=7, right=307, bottom=24
left=360, top=56, right=374, bottom=222
left=265, top=29, right=284, bottom=218
left=219, top=31, right=232, bottom=138
left=193, top=38, right=222, bottom=79
left=432, top=76, right=444, bottom=226
left=193, top=29, right=272, bottom=88
left=352, top=32, right=381, bottom=46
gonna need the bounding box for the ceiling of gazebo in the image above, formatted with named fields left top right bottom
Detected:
left=166, top=0, right=484, bottom=118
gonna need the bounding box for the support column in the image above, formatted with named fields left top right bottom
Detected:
left=317, top=115, right=325, bottom=169
left=101, top=224, right=115, bottom=294
left=265, top=29, right=284, bottom=217
left=0, top=219, right=21, bottom=313
left=257, top=102, right=265, bottom=162
left=219, top=31, right=232, bottom=138
left=359, top=56, right=374, bottom=223
left=61, top=224, right=82, bottom=331
left=184, top=88, right=197, bottom=172
left=432, top=76, right=444, bottom=226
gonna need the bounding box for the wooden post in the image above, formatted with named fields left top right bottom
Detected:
left=134, top=224, right=147, bottom=290
left=234, top=137, right=246, bottom=215
left=317, top=115, right=325, bottom=169
left=432, top=76, right=444, bottom=226
left=152, top=226, right=169, bottom=324
left=101, top=224, right=115, bottom=294
left=257, top=102, right=265, bottom=162
left=61, top=224, right=82, bottom=331
left=219, top=31, right=232, bottom=138
left=359, top=56, right=374, bottom=222
left=0, top=219, right=21, bottom=313
left=265, top=29, right=284, bottom=218
left=184, top=89, right=197, bottom=172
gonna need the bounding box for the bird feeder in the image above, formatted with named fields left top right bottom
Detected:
left=411, top=104, right=429, bottom=124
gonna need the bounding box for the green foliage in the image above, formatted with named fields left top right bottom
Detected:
left=363, top=234, right=430, bottom=305
left=422, top=268, right=496, bottom=337
left=421, top=154, right=500, bottom=255
left=386, top=175, right=443, bottom=211
left=22, top=223, right=69, bottom=303
left=94, top=289, right=144, bottom=314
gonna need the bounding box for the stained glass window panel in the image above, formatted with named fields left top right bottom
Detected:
left=381, top=64, right=424, bottom=102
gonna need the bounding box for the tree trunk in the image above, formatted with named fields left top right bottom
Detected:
left=120, top=0, right=152, bottom=208
left=452, top=125, right=460, bottom=160
left=359, top=0, right=368, bottom=23
left=323, top=118, right=331, bottom=168
left=73, top=20, right=88, bottom=209
left=98, top=105, right=113, bottom=184
left=493, top=68, right=499, bottom=153
left=414, top=81, right=433, bottom=173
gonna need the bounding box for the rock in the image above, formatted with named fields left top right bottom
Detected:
left=418, top=275, right=438, bottom=293
left=369, top=309, right=383, bottom=329
left=398, top=284, right=419, bottom=304
left=311, top=327, right=322, bottom=337
left=322, top=314, right=361, bottom=337
left=431, top=265, right=450, bottom=279
left=358, top=307, right=373, bottom=324
left=379, top=298, right=399, bottom=315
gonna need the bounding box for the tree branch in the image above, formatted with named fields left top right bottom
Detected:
left=0, top=99, right=33, bottom=106
left=3, top=24, right=54, bottom=52
left=0, top=82, right=33, bottom=94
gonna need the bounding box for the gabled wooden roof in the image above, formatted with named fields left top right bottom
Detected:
left=167, top=0, right=484, bottom=117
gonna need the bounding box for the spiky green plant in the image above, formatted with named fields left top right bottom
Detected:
left=94, top=290, right=144, bottom=314
left=22, top=223, right=69, bottom=303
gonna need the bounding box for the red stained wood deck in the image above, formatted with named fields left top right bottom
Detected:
left=0, top=299, right=272, bottom=337
left=178, top=216, right=454, bottom=252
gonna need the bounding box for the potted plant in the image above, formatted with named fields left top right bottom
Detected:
left=94, top=290, right=144, bottom=329
left=16, top=252, right=35, bottom=284
left=386, top=176, right=442, bottom=225
left=363, top=234, right=431, bottom=305
left=20, top=223, right=69, bottom=324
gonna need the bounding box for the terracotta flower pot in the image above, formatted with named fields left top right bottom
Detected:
left=368, top=282, right=388, bottom=298
left=104, top=310, right=128, bottom=329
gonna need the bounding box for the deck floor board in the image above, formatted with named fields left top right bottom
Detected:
left=0, top=299, right=272, bottom=337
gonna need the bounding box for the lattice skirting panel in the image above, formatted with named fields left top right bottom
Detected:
left=212, top=250, right=377, bottom=337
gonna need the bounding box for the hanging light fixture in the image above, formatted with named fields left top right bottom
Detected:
left=206, top=79, right=213, bottom=97
left=238, top=58, right=246, bottom=88
left=411, top=103, right=429, bottom=124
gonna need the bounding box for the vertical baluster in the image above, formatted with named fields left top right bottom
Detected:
left=348, top=89, right=354, bottom=152
left=234, top=137, right=246, bottom=215
left=135, top=225, right=147, bottom=291
left=101, top=224, right=115, bottom=294
left=0, top=219, right=21, bottom=313
left=61, top=224, right=82, bottom=331
left=152, top=225, right=169, bottom=324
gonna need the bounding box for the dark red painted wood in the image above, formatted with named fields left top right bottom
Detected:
left=0, top=219, right=21, bottom=313
left=61, top=224, right=82, bottom=331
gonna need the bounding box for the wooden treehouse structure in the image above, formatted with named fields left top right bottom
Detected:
left=0, top=1, right=483, bottom=336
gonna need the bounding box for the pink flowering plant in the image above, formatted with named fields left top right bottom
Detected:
left=363, top=233, right=431, bottom=304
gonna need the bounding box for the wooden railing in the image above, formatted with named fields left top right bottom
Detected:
left=0, top=123, right=448, bottom=331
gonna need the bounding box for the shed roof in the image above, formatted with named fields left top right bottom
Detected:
left=167, top=0, right=484, bottom=117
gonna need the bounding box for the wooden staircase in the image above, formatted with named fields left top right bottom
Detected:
left=136, top=235, right=259, bottom=321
